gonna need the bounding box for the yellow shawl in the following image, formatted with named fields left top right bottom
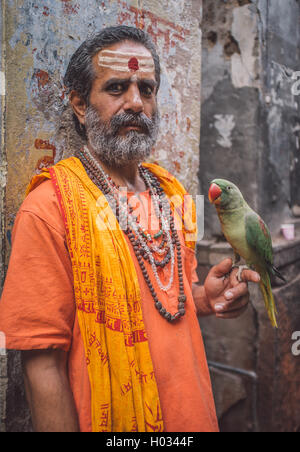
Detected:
left=26, top=157, right=196, bottom=432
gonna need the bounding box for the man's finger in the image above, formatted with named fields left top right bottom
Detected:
left=214, top=292, right=250, bottom=313
left=225, top=281, right=248, bottom=301
left=216, top=304, right=248, bottom=319
left=210, top=258, right=233, bottom=279
left=230, top=268, right=260, bottom=286
left=233, top=268, right=260, bottom=284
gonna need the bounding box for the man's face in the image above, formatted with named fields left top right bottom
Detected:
left=82, top=40, right=160, bottom=167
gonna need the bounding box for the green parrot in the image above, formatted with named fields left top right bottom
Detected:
left=208, top=179, right=286, bottom=328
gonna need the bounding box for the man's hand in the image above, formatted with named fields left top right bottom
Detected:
left=204, top=258, right=260, bottom=319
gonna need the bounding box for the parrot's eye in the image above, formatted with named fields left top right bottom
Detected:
left=227, top=186, right=232, bottom=190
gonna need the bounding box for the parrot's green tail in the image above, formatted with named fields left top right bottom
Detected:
left=259, top=271, right=278, bottom=328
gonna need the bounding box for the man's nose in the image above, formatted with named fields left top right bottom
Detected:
left=123, top=84, right=144, bottom=113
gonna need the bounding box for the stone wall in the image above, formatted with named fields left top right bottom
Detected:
left=197, top=238, right=300, bottom=432
left=199, top=0, right=300, bottom=432
left=2, top=0, right=300, bottom=433
left=0, top=0, right=202, bottom=432
left=0, top=0, right=8, bottom=434
left=200, top=0, right=300, bottom=238
left=4, top=0, right=202, bottom=247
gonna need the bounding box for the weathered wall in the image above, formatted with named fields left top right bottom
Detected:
left=0, top=0, right=202, bottom=432
left=200, top=0, right=262, bottom=238
left=260, top=0, right=300, bottom=231
left=4, top=0, right=202, bottom=275
left=199, top=0, right=300, bottom=432
left=200, top=0, right=300, bottom=238
left=4, top=0, right=202, bottom=254
left=197, top=238, right=300, bottom=432
left=0, top=0, right=8, bottom=434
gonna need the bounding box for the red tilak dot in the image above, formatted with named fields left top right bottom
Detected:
left=128, top=57, right=139, bottom=72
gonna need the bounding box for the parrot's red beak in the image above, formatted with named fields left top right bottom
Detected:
left=208, top=183, right=222, bottom=204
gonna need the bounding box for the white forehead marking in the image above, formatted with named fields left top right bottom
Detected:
left=102, top=49, right=152, bottom=58
left=98, top=49, right=155, bottom=73
left=99, top=56, right=153, bottom=66
left=98, top=64, right=154, bottom=73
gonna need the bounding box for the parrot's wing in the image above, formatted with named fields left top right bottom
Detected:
left=245, top=212, right=274, bottom=266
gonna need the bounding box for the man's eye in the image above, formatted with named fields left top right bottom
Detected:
left=140, top=84, right=154, bottom=96
left=108, top=83, right=124, bottom=93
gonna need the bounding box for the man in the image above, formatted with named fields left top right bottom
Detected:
left=0, top=26, right=260, bottom=432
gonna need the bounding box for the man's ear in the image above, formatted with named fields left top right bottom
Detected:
left=69, top=90, right=87, bottom=125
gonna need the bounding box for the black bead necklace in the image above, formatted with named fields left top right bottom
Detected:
left=76, top=147, right=187, bottom=322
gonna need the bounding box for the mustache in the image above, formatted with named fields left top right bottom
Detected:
left=84, top=105, right=159, bottom=167
left=109, top=112, right=158, bottom=136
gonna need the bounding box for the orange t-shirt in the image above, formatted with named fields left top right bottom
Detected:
left=0, top=179, right=219, bottom=432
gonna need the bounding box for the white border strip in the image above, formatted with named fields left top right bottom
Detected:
left=0, top=71, right=5, bottom=96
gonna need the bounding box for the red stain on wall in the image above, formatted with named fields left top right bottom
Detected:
left=186, top=117, right=191, bottom=133
left=61, top=0, right=80, bottom=15
left=173, top=161, right=181, bottom=172
left=43, top=6, right=50, bottom=16
left=34, top=139, right=56, bottom=152
left=35, top=70, right=49, bottom=89
left=116, top=1, right=190, bottom=53
left=34, top=139, right=56, bottom=171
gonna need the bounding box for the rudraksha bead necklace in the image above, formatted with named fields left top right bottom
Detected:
left=76, top=146, right=187, bottom=322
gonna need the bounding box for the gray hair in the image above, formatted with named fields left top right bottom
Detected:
left=56, top=26, right=160, bottom=161
left=64, top=25, right=161, bottom=104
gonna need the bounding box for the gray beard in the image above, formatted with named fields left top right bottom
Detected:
left=84, top=106, right=160, bottom=168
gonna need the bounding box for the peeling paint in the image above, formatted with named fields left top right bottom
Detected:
left=202, top=42, right=226, bottom=104
left=214, top=114, right=235, bottom=149
left=0, top=164, right=7, bottom=189
left=4, top=0, right=201, bottom=201
left=61, top=0, right=80, bottom=16
left=34, top=139, right=56, bottom=171
left=292, top=123, right=300, bottom=151
left=270, top=61, right=298, bottom=110
left=231, top=5, right=261, bottom=89
left=201, top=0, right=300, bottom=433
left=111, top=1, right=201, bottom=192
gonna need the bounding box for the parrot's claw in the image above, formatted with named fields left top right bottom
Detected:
left=234, top=265, right=251, bottom=282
